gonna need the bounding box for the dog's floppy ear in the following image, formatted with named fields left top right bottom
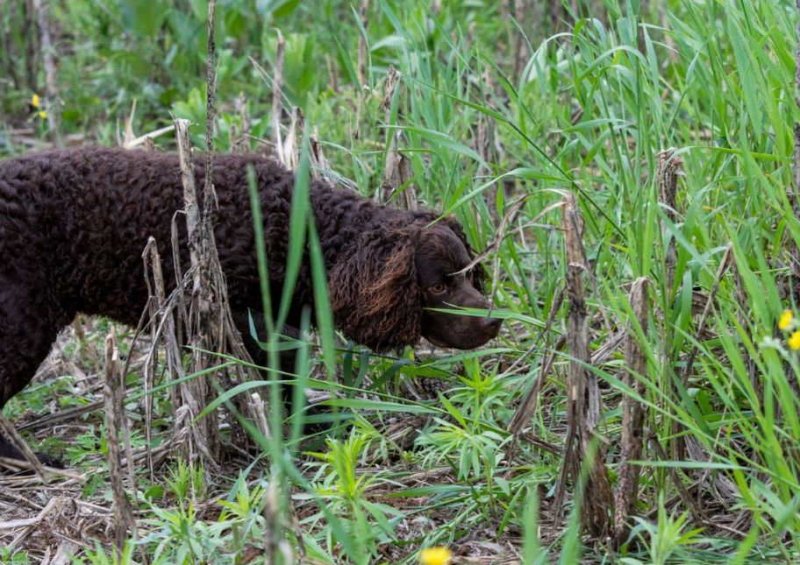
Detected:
left=440, top=216, right=487, bottom=292
left=329, top=227, right=422, bottom=351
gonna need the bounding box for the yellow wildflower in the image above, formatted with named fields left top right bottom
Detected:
left=31, top=93, right=41, bottom=108
left=38, top=110, right=47, bottom=120
left=788, top=331, right=800, bottom=351
left=420, top=546, right=453, bottom=565
left=779, top=310, right=794, bottom=331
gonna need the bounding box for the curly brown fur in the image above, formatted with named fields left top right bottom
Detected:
left=0, top=147, right=500, bottom=460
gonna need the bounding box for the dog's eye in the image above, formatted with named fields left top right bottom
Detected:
left=429, top=283, right=447, bottom=295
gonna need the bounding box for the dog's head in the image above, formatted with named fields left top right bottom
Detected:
left=329, top=214, right=501, bottom=351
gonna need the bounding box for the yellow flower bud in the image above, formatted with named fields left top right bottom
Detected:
left=788, top=331, right=800, bottom=351
left=38, top=110, right=47, bottom=120
left=420, top=546, right=453, bottom=565
left=31, top=93, right=41, bottom=108
left=779, top=310, right=794, bottom=331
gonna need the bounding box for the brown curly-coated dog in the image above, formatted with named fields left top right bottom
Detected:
left=0, top=147, right=501, bottom=461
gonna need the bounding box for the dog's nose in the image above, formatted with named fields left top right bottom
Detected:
left=482, top=316, right=502, bottom=336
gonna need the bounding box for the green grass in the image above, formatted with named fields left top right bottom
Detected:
left=2, top=0, right=800, bottom=562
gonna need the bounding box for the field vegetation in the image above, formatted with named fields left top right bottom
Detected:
left=1, top=0, right=800, bottom=563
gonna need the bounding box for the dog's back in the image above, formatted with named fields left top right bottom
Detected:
left=0, top=148, right=298, bottom=324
